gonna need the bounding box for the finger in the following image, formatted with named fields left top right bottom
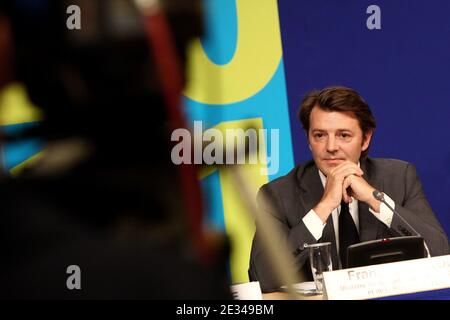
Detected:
left=330, top=164, right=359, bottom=178
left=335, top=160, right=360, bottom=170
left=346, top=176, right=356, bottom=203
left=334, top=167, right=363, bottom=181
left=331, top=161, right=363, bottom=177
left=342, top=176, right=352, bottom=203
left=342, top=187, right=349, bottom=203
left=347, top=189, right=354, bottom=203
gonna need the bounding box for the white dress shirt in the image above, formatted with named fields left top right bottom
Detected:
left=302, top=169, right=395, bottom=255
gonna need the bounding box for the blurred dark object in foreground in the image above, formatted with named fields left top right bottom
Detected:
left=0, top=0, right=231, bottom=299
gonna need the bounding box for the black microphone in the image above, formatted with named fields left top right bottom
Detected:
left=372, top=190, right=431, bottom=258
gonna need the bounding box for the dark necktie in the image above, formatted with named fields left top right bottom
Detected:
left=339, top=200, right=360, bottom=268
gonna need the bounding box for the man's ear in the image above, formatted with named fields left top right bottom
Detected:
left=306, top=132, right=312, bottom=150
left=361, top=130, right=373, bottom=151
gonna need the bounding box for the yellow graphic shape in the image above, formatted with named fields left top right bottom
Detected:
left=0, top=83, right=43, bottom=126
left=201, top=118, right=269, bottom=283
left=184, top=0, right=282, bottom=104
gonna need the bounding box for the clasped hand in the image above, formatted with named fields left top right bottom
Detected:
left=314, top=161, right=379, bottom=223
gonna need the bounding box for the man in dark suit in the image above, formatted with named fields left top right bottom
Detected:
left=249, top=87, right=449, bottom=293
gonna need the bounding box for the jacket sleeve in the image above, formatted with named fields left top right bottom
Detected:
left=248, top=183, right=318, bottom=293
left=389, top=163, right=449, bottom=256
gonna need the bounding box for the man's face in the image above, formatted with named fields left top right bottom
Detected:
left=308, top=106, right=372, bottom=176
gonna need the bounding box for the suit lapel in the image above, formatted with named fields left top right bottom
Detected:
left=297, top=162, right=323, bottom=215
left=359, top=158, right=384, bottom=242
left=296, top=163, right=340, bottom=268
left=321, top=214, right=340, bottom=270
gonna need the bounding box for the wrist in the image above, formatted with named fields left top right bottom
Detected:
left=313, top=201, right=335, bottom=223
left=360, top=186, right=376, bottom=203
left=367, top=198, right=381, bottom=213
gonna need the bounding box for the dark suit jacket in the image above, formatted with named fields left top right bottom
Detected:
left=249, top=157, right=449, bottom=293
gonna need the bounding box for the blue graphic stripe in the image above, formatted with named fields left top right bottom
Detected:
left=201, top=171, right=226, bottom=230
left=1, top=122, right=42, bottom=172
left=200, top=0, right=238, bottom=65
left=3, top=139, right=42, bottom=172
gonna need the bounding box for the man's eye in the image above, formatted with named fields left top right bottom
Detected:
left=339, top=133, right=351, bottom=139
left=314, top=133, right=324, bottom=138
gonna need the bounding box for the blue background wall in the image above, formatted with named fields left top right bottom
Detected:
left=278, top=0, right=450, bottom=236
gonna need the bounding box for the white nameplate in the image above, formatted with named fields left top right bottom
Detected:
left=230, top=281, right=263, bottom=300
left=323, top=255, right=450, bottom=300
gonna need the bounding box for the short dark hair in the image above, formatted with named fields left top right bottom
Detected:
left=298, top=86, right=376, bottom=158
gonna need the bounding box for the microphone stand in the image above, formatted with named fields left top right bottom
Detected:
left=372, top=190, right=431, bottom=258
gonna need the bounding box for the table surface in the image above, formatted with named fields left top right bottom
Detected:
left=262, top=292, right=324, bottom=300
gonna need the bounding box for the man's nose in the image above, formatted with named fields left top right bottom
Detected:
left=326, top=136, right=339, bottom=153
